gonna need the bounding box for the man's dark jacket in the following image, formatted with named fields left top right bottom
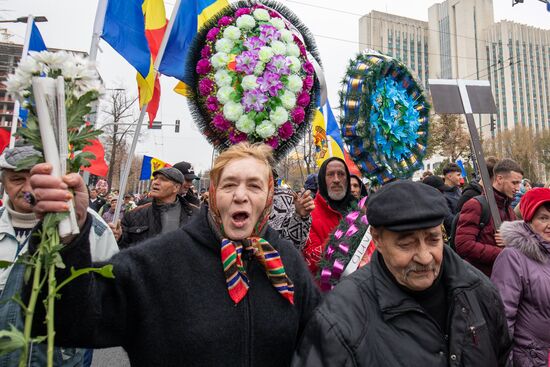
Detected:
left=88, top=197, right=106, bottom=213
left=33, top=207, right=320, bottom=367
left=442, top=185, right=461, bottom=214
left=119, top=196, right=198, bottom=249
left=292, top=246, right=511, bottom=366
left=457, top=180, right=483, bottom=212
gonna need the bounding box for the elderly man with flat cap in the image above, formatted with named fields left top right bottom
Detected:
left=115, top=167, right=198, bottom=248
left=292, top=180, right=511, bottom=366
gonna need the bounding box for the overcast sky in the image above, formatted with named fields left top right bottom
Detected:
left=1, top=0, right=548, bottom=173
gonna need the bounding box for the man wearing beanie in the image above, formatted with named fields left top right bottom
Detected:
left=293, top=180, right=511, bottom=366
left=302, top=157, right=354, bottom=275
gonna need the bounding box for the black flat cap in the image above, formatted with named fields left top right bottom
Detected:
left=153, top=167, right=184, bottom=184
left=367, top=180, right=449, bottom=232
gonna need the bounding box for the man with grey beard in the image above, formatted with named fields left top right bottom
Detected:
left=293, top=180, right=512, bottom=366
left=303, top=157, right=354, bottom=275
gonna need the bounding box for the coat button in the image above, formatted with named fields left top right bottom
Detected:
left=450, top=354, right=457, bottom=361
left=461, top=307, right=468, bottom=313
left=439, top=351, right=445, bottom=357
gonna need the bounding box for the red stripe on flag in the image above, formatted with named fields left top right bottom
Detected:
left=147, top=75, right=161, bottom=125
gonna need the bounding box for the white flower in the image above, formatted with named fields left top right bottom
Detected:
left=236, top=114, right=256, bottom=134
left=269, top=106, right=289, bottom=126
left=271, top=41, right=287, bottom=55
left=217, top=86, right=234, bottom=104
left=223, top=101, right=244, bottom=122
left=18, top=57, right=42, bottom=76
left=253, top=62, right=265, bottom=76
left=214, top=69, right=232, bottom=87
left=287, top=56, right=301, bottom=73
left=269, top=17, right=286, bottom=30
left=280, top=29, right=294, bottom=43
left=223, top=26, right=242, bottom=41
left=30, top=50, right=69, bottom=72
left=211, top=52, right=230, bottom=69
left=253, top=8, right=270, bottom=21
left=241, top=75, right=258, bottom=90
left=256, top=120, right=276, bottom=138
left=236, top=14, right=256, bottom=30
left=74, top=79, right=103, bottom=98
left=286, top=74, right=303, bottom=93
left=215, top=38, right=234, bottom=54
left=280, top=90, right=296, bottom=109
left=4, top=73, right=28, bottom=100
left=286, top=43, right=301, bottom=57
left=258, top=47, right=274, bottom=63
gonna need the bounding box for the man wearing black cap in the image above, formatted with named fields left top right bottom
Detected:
left=173, top=161, right=201, bottom=207
left=293, top=180, right=511, bottom=366
left=116, top=167, right=198, bottom=248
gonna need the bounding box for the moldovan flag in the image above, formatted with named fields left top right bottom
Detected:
left=140, top=0, right=167, bottom=124
left=81, top=139, right=109, bottom=177
left=140, top=155, right=171, bottom=180
left=158, top=0, right=229, bottom=96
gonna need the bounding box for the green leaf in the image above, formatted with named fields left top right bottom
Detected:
left=55, top=265, right=115, bottom=293
left=52, top=252, right=66, bottom=269
left=0, top=324, right=26, bottom=356
left=0, top=261, right=12, bottom=269
left=15, top=154, right=44, bottom=172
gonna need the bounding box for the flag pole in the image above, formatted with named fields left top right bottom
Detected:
left=112, top=0, right=182, bottom=223
left=89, top=0, right=108, bottom=62
left=8, top=15, right=34, bottom=150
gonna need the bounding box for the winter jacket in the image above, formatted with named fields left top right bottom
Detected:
left=455, top=188, right=516, bottom=277
left=292, top=246, right=512, bottom=367
left=303, top=193, right=342, bottom=275
left=443, top=185, right=462, bottom=214
left=268, top=187, right=312, bottom=251
left=118, top=196, right=198, bottom=249
left=457, top=180, right=483, bottom=212
left=491, top=221, right=550, bottom=367
left=89, top=197, right=106, bottom=213
left=30, top=207, right=320, bottom=367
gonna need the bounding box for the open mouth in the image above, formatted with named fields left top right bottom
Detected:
left=231, top=211, right=250, bottom=228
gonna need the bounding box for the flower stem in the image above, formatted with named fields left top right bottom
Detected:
left=46, top=261, right=56, bottom=367
left=19, top=253, right=43, bottom=367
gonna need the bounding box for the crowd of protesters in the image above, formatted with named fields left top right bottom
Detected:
left=0, top=142, right=549, bottom=366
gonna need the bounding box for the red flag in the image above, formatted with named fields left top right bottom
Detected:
left=0, top=128, right=10, bottom=155
left=81, top=139, right=109, bottom=177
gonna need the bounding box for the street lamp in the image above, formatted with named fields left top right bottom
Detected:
left=0, top=16, right=48, bottom=23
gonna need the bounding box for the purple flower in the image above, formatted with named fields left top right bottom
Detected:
left=303, top=75, right=314, bottom=91
left=268, top=10, right=281, bottom=18
left=242, top=89, right=269, bottom=112
left=259, top=24, right=280, bottom=42
left=243, top=36, right=266, bottom=51
left=235, top=51, right=259, bottom=74
left=235, top=8, right=252, bottom=17
left=266, top=55, right=291, bottom=75
left=201, top=45, right=212, bottom=59
left=296, top=91, right=310, bottom=107
left=303, top=61, right=314, bottom=74
left=257, top=72, right=283, bottom=97
left=213, top=114, right=231, bottom=130
left=199, top=78, right=214, bottom=96
left=196, top=59, right=212, bottom=75
left=291, top=107, right=305, bottom=124
left=206, top=96, right=219, bottom=112
left=278, top=121, right=294, bottom=140
left=293, top=35, right=307, bottom=56
left=229, top=130, right=248, bottom=144
left=206, top=27, right=220, bottom=41
left=218, top=16, right=233, bottom=27
left=266, top=136, right=279, bottom=149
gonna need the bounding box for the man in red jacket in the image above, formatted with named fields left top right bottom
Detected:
left=303, top=157, right=354, bottom=275
left=455, top=158, right=523, bottom=276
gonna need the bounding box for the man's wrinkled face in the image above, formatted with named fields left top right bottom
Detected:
left=325, top=161, right=347, bottom=201
left=109, top=199, right=117, bottom=213
left=180, top=178, right=194, bottom=195
left=90, top=189, right=98, bottom=199
left=372, top=225, right=444, bottom=291
left=150, top=174, right=180, bottom=201
left=2, top=170, right=33, bottom=213
left=446, top=171, right=462, bottom=187
left=350, top=177, right=361, bottom=199
left=495, top=171, right=523, bottom=199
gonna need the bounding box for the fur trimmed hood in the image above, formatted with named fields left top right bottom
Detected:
left=500, top=220, right=550, bottom=263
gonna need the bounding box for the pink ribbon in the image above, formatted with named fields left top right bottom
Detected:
left=361, top=215, right=368, bottom=226
left=332, top=260, right=344, bottom=279
left=346, top=211, right=360, bottom=225
left=334, top=229, right=344, bottom=240
left=338, top=243, right=350, bottom=255
left=325, top=246, right=335, bottom=260
left=345, top=224, right=359, bottom=237
left=320, top=268, right=333, bottom=292
left=358, top=196, right=368, bottom=209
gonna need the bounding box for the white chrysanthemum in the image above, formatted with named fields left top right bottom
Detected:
left=5, top=73, right=29, bottom=100
left=214, top=69, right=232, bottom=87
left=236, top=14, right=256, bottom=30
left=286, top=74, right=303, bottom=93
left=253, top=8, right=270, bottom=21
left=30, top=50, right=69, bottom=71
left=269, top=17, right=286, bottom=30
left=280, top=29, right=294, bottom=43
left=217, top=86, right=234, bottom=104
left=286, top=43, right=301, bottom=57
left=256, top=120, right=276, bottom=138
left=253, top=62, right=265, bottom=76
left=269, top=106, right=289, bottom=126
left=223, top=26, right=242, bottom=41
left=287, top=56, right=301, bottom=73
left=211, top=52, right=230, bottom=69
left=215, top=38, right=234, bottom=54
left=271, top=41, right=287, bottom=55
left=18, top=57, right=42, bottom=76
left=223, top=101, right=244, bottom=122
left=74, top=79, right=103, bottom=98
left=241, top=75, right=258, bottom=90
left=280, top=90, right=296, bottom=110
left=236, top=114, right=256, bottom=134
left=258, top=47, right=274, bottom=63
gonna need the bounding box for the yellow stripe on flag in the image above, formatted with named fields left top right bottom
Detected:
left=142, top=0, right=167, bottom=30
left=198, top=0, right=229, bottom=29
left=137, top=59, right=155, bottom=106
